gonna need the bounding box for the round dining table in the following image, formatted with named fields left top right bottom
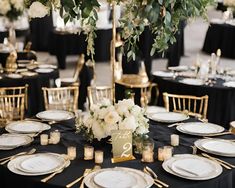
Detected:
left=0, top=117, right=235, bottom=188
left=152, top=74, right=235, bottom=129
left=0, top=69, right=59, bottom=116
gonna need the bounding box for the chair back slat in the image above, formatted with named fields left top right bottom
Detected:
left=163, top=92, right=209, bottom=120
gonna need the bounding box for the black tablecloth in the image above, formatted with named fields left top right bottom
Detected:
left=48, top=29, right=112, bottom=69
left=152, top=75, right=235, bottom=129
left=202, top=23, right=235, bottom=59
left=0, top=70, right=59, bottom=116
left=0, top=118, right=235, bottom=188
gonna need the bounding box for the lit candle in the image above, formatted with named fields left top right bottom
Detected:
left=171, top=134, right=179, bottom=146
left=40, top=134, right=48, bottom=145
left=50, top=130, right=61, bottom=144
left=164, top=146, right=173, bottom=160
left=142, top=150, right=154, bottom=163
left=158, top=147, right=164, bottom=161
left=95, top=150, right=104, bottom=164
left=84, top=146, right=94, bottom=160
left=67, top=146, right=76, bottom=160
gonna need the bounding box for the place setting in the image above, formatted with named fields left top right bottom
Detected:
left=147, top=111, right=189, bottom=123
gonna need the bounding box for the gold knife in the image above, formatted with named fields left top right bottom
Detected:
left=201, top=153, right=231, bottom=169
left=202, top=153, right=235, bottom=168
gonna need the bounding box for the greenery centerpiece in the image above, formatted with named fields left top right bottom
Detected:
left=24, top=0, right=213, bottom=60
left=0, top=0, right=25, bottom=45
left=76, top=99, right=149, bottom=142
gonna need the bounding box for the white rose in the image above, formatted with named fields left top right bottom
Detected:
left=116, top=104, right=130, bottom=117
left=10, top=0, right=24, bottom=11
left=92, top=121, right=106, bottom=140
left=28, top=2, right=49, bottom=18
left=119, top=115, right=137, bottom=132
left=0, top=0, right=11, bottom=15
left=104, top=123, right=118, bottom=135
left=135, top=125, right=149, bottom=135
left=131, top=105, right=142, bottom=116
left=104, top=110, right=120, bottom=125
left=97, top=107, right=108, bottom=119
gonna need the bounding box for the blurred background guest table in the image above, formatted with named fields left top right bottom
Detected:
left=152, top=71, right=235, bottom=129
left=0, top=68, right=59, bottom=116
left=0, top=117, right=235, bottom=188
left=202, top=21, right=235, bottom=59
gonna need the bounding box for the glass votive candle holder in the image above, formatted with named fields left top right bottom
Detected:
left=67, top=146, right=77, bottom=160
left=163, top=146, right=173, bottom=160
left=158, top=147, right=164, bottom=161
left=95, top=150, right=104, bottom=164
left=133, top=136, right=143, bottom=154
left=171, top=134, right=179, bottom=146
left=142, top=150, right=154, bottom=163
left=40, top=134, right=48, bottom=145
left=50, top=130, right=61, bottom=144
left=84, top=145, right=94, bottom=160
left=142, top=138, right=154, bottom=152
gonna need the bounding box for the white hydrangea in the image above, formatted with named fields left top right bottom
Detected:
left=104, top=110, right=121, bottom=125
left=28, top=1, right=49, bottom=18
left=10, top=0, right=24, bottom=11
left=119, top=115, right=138, bottom=132
left=0, top=0, right=11, bottom=15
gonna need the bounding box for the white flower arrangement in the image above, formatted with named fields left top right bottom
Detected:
left=224, top=0, right=235, bottom=7
left=0, top=0, right=24, bottom=21
left=77, top=99, right=149, bottom=141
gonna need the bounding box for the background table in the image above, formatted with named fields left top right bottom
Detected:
left=152, top=75, right=235, bottom=129
left=0, top=117, right=235, bottom=188
left=202, top=23, right=235, bottom=59
left=0, top=70, right=59, bottom=116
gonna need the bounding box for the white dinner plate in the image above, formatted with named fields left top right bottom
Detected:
left=18, top=153, right=65, bottom=173
left=223, top=81, right=235, bottom=88
left=84, top=167, right=154, bottom=188
left=8, top=153, right=69, bottom=176
left=20, top=71, right=38, bottom=77
left=168, top=66, right=188, bottom=72
left=148, top=112, right=189, bottom=123
left=195, top=138, right=235, bottom=157
left=60, top=78, right=76, bottom=83
left=0, top=134, right=33, bottom=149
left=152, top=71, right=174, bottom=78
left=145, top=106, right=167, bottom=116
left=180, top=78, right=204, bottom=86
left=176, top=122, right=224, bottom=136
left=6, top=120, right=51, bottom=134
left=38, top=64, right=57, bottom=69
left=6, top=73, right=23, bottom=79
left=35, top=68, right=54, bottom=73
left=162, top=154, right=222, bottom=180
left=36, top=110, right=74, bottom=121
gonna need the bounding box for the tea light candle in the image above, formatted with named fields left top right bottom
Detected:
left=95, top=150, right=104, bottom=164
left=164, top=146, right=173, bottom=160
left=171, top=134, right=179, bottom=146
left=67, top=146, right=76, bottom=160
left=50, top=130, right=61, bottom=144
left=40, top=134, right=48, bottom=145
left=158, top=147, right=164, bottom=161
left=84, top=146, right=94, bottom=160
left=142, top=150, right=154, bottom=163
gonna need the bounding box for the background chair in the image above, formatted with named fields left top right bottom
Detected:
left=0, top=94, right=25, bottom=127
left=42, top=86, right=79, bottom=112
left=0, top=85, right=28, bottom=110
left=163, top=92, right=209, bottom=120
left=87, top=86, right=114, bottom=108
left=56, top=54, right=85, bottom=87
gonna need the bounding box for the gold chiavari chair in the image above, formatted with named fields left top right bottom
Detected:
left=163, top=92, right=209, bottom=120
left=57, top=54, right=85, bottom=87
left=0, top=94, right=25, bottom=127
left=229, top=121, right=235, bottom=134
left=140, top=83, right=159, bottom=108
left=42, top=86, right=79, bottom=112
left=0, top=84, right=28, bottom=110
left=87, top=86, right=114, bottom=108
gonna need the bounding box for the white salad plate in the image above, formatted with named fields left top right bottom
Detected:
left=148, top=112, right=189, bottom=123
left=180, top=78, right=204, bottom=86
left=36, top=110, right=74, bottom=121
left=162, top=154, right=222, bottom=180
left=152, top=71, right=174, bottom=78
left=176, top=122, right=224, bottom=136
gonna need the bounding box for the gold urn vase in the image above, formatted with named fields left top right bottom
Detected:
left=5, top=51, right=17, bottom=73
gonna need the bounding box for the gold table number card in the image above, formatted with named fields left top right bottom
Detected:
left=111, top=129, right=135, bottom=163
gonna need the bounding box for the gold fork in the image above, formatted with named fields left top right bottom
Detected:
left=66, top=168, right=91, bottom=188
left=143, top=168, right=163, bottom=188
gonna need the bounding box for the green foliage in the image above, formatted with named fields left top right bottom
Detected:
left=26, top=0, right=213, bottom=61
